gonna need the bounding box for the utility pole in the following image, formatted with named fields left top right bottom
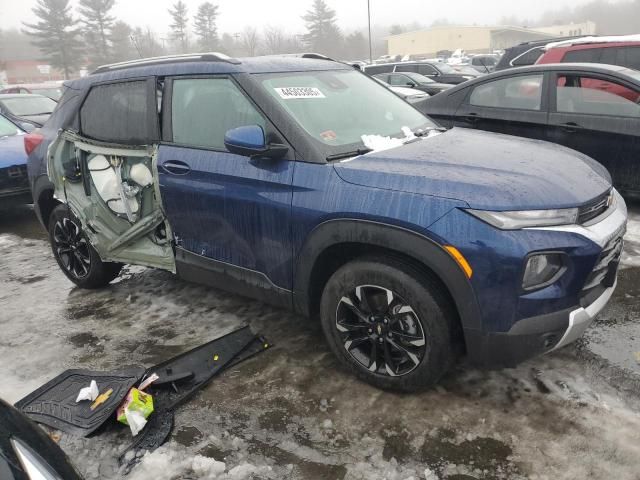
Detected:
left=367, top=0, right=373, bottom=63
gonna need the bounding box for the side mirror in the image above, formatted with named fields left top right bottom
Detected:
left=224, top=125, right=288, bottom=160
left=406, top=82, right=416, bottom=87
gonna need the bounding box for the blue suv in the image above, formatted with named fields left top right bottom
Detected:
left=26, top=53, right=627, bottom=391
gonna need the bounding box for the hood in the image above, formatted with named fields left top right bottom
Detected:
left=333, top=128, right=611, bottom=210
left=430, top=82, right=454, bottom=90
left=391, top=86, right=427, bottom=97
left=0, top=134, right=27, bottom=169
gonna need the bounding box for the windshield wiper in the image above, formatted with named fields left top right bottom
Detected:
left=326, top=148, right=373, bottom=162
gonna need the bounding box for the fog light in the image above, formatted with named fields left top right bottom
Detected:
left=522, top=253, right=566, bottom=290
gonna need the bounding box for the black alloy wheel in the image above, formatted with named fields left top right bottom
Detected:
left=52, top=217, right=91, bottom=279
left=336, top=285, right=426, bottom=377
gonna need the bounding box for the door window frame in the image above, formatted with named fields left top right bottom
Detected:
left=78, top=76, right=160, bottom=145
left=463, top=72, right=550, bottom=113
left=549, top=71, right=640, bottom=118
left=161, top=74, right=292, bottom=157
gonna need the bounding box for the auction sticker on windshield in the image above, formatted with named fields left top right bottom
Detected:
left=275, top=87, right=325, bottom=99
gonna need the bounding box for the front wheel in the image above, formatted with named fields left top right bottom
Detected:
left=48, top=205, right=122, bottom=289
left=320, top=257, right=457, bottom=391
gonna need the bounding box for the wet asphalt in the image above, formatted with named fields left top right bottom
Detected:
left=0, top=203, right=639, bottom=480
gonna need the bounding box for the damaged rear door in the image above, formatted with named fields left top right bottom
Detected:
left=47, top=78, right=175, bottom=272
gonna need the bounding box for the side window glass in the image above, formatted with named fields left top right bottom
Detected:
left=469, top=75, right=543, bottom=110
left=171, top=78, right=266, bottom=150
left=556, top=75, right=640, bottom=118
left=80, top=80, right=154, bottom=144
left=417, top=65, right=437, bottom=76
left=389, top=75, right=407, bottom=86
left=511, top=47, right=543, bottom=66
left=621, top=46, right=640, bottom=70
left=395, top=65, right=418, bottom=73
left=563, top=48, right=601, bottom=63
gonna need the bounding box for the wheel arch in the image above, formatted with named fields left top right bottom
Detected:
left=293, top=219, right=482, bottom=334
left=32, top=175, right=59, bottom=229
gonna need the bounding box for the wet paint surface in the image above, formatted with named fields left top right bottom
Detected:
left=0, top=204, right=639, bottom=479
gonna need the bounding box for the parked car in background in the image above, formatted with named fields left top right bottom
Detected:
left=0, top=114, right=31, bottom=207
left=0, top=83, right=63, bottom=101
left=374, top=72, right=453, bottom=96
left=28, top=53, right=626, bottom=391
left=373, top=77, right=430, bottom=108
left=0, top=94, right=57, bottom=129
left=494, top=36, right=584, bottom=71
left=468, top=54, right=501, bottom=73
left=536, top=35, right=640, bottom=71
left=424, top=63, right=640, bottom=196
left=364, top=61, right=480, bottom=84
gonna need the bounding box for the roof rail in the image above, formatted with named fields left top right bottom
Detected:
left=545, top=34, right=640, bottom=50
left=273, top=52, right=336, bottom=61
left=92, top=52, right=241, bottom=74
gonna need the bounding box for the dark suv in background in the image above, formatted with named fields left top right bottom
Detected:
left=27, top=53, right=626, bottom=391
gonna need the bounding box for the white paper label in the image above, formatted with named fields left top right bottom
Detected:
left=275, top=87, right=325, bottom=99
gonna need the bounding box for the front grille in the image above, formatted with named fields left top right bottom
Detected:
left=580, top=229, right=625, bottom=306
left=578, top=191, right=611, bottom=225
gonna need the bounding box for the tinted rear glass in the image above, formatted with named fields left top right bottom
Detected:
left=512, top=47, right=544, bottom=66
left=562, top=48, right=601, bottom=63
left=80, top=80, right=156, bottom=144
left=364, top=65, right=394, bottom=75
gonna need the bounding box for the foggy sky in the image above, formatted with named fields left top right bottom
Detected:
left=0, top=0, right=609, bottom=35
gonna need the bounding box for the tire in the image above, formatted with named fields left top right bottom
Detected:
left=320, top=256, right=457, bottom=392
left=48, top=204, right=122, bottom=289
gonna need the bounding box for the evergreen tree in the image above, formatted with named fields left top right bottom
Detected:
left=22, top=0, right=84, bottom=79
left=78, top=0, right=115, bottom=67
left=169, top=1, right=189, bottom=53
left=110, top=20, right=137, bottom=62
left=344, top=31, right=368, bottom=60
left=302, top=0, right=343, bottom=57
left=193, top=2, right=219, bottom=52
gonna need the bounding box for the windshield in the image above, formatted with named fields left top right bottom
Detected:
left=258, top=70, right=436, bottom=155
left=1, top=96, right=56, bottom=116
left=31, top=87, right=62, bottom=101
left=0, top=115, right=20, bottom=137
left=434, top=63, right=457, bottom=74
left=404, top=72, right=435, bottom=83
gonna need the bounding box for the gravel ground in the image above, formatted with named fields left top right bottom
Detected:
left=0, top=203, right=639, bottom=480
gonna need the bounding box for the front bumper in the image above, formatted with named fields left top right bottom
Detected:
left=464, top=190, right=627, bottom=368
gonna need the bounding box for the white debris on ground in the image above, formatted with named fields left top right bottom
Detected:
left=1, top=204, right=640, bottom=479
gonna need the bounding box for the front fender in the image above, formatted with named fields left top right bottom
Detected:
left=292, top=218, right=481, bottom=332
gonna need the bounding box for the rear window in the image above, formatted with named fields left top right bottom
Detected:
left=512, top=47, right=544, bottom=66
left=364, top=65, right=394, bottom=75
left=80, top=80, right=157, bottom=145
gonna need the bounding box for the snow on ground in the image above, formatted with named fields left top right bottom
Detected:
left=621, top=206, right=640, bottom=268
left=1, top=206, right=640, bottom=479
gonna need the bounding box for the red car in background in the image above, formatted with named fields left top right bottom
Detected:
left=537, top=36, right=640, bottom=101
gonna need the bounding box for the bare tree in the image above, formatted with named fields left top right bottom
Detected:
left=263, top=25, right=284, bottom=54
left=242, top=26, right=260, bottom=57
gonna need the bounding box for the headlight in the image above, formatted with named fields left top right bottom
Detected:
left=522, top=253, right=566, bottom=290
left=466, top=208, right=578, bottom=230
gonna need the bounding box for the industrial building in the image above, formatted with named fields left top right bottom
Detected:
left=385, top=22, right=597, bottom=58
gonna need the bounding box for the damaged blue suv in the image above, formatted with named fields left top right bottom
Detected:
left=27, top=53, right=627, bottom=391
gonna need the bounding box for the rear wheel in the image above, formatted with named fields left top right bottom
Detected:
left=320, top=257, right=457, bottom=391
left=48, top=205, right=122, bottom=289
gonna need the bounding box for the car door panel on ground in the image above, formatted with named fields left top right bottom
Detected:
left=547, top=72, right=640, bottom=195
left=158, top=76, right=295, bottom=291
left=454, top=73, right=549, bottom=140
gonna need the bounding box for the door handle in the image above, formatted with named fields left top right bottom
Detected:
left=162, top=160, right=191, bottom=175
left=560, top=122, right=580, bottom=133
left=464, top=113, right=480, bottom=123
